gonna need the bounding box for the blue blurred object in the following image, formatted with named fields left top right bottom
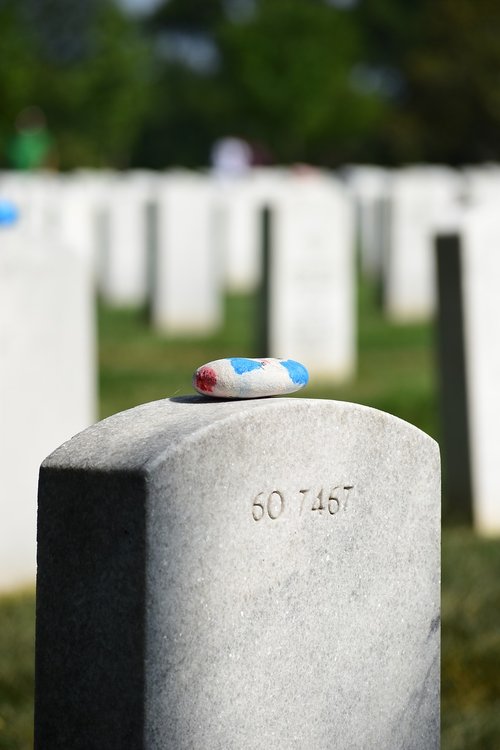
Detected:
left=0, top=199, right=19, bottom=226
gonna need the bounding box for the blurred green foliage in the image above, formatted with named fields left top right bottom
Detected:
left=0, top=0, right=152, bottom=168
left=3, top=0, right=500, bottom=168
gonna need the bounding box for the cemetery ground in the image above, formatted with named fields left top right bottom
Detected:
left=1, top=281, right=500, bottom=749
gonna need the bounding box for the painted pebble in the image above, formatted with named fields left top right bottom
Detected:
left=192, top=357, right=309, bottom=399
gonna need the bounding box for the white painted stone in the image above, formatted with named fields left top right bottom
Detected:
left=384, top=167, right=463, bottom=322
left=193, top=357, right=309, bottom=398
left=268, top=173, right=356, bottom=381
left=152, top=174, right=222, bottom=335
left=0, top=241, right=96, bottom=590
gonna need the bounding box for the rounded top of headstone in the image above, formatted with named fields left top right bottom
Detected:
left=192, top=357, right=309, bottom=399
left=42, top=396, right=438, bottom=476
left=0, top=199, right=19, bottom=227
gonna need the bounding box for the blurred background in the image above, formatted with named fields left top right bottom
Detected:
left=1, top=1, right=500, bottom=748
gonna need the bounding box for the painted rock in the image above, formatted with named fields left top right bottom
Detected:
left=192, top=357, right=309, bottom=399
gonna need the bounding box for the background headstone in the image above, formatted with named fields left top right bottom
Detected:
left=264, top=174, right=356, bottom=381
left=151, top=174, right=222, bottom=335
left=0, top=241, right=96, bottom=589
left=436, top=206, right=500, bottom=534
left=384, top=167, right=462, bottom=322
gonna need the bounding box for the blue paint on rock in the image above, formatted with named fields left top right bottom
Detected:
left=281, top=359, right=309, bottom=385
left=0, top=200, right=19, bottom=227
left=230, top=357, right=263, bottom=375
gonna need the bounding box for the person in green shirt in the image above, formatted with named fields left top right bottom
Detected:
left=7, top=105, right=56, bottom=171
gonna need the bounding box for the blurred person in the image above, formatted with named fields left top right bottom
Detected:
left=211, top=135, right=251, bottom=177
left=7, top=105, right=57, bottom=171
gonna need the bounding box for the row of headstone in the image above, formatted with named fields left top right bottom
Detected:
left=0, top=167, right=358, bottom=367
left=4, top=161, right=500, bottom=593
left=0, top=167, right=359, bottom=591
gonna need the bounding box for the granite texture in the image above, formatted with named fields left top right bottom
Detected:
left=35, top=397, right=440, bottom=749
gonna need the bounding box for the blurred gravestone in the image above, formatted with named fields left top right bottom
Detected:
left=99, top=171, right=157, bottom=307
left=0, top=240, right=96, bottom=589
left=35, top=396, right=440, bottom=749
left=384, top=167, right=462, bottom=322
left=151, top=174, right=222, bottom=335
left=344, top=165, right=390, bottom=281
left=214, top=169, right=286, bottom=293
left=261, top=174, right=356, bottom=381
left=436, top=207, right=500, bottom=534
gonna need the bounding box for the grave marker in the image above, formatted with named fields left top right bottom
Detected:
left=0, top=242, right=96, bottom=589
left=35, top=396, right=440, bottom=748
left=263, top=175, right=356, bottom=381
left=436, top=206, right=500, bottom=534
left=384, top=167, right=462, bottom=322
left=151, top=174, right=222, bottom=335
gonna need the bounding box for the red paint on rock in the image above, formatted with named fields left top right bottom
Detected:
left=195, top=366, right=218, bottom=393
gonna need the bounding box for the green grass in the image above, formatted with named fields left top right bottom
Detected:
left=1, top=280, right=499, bottom=749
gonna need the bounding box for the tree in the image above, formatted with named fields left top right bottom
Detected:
left=218, top=0, right=386, bottom=165
left=355, top=0, right=500, bottom=163
left=135, top=0, right=387, bottom=167
left=0, top=0, right=153, bottom=168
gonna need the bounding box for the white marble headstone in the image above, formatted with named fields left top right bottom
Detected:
left=0, top=241, right=96, bottom=589
left=267, top=174, right=356, bottom=381
left=151, top=174, right=222, bottom=335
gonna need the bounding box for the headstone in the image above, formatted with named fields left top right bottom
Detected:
left=35, top=396, right=440, bottom=749
left=214, top=169, right=286, bottom=293
left=343, top=165, right=390, bottom=280
left=0, top=241, right=96, bottom=589
left=384, top=167, right=462, bottom=322
left=52, top=174, right=102, bottom=275
left=99, top=171, right=157, bottom=307
left=436, top=206, right=500, bottom=534
left=151, top=174, right=222, bottom=335
left=263, top=174, right=356, bottom=381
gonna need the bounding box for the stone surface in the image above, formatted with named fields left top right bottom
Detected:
left=344, top=165, right=390, bottom=280
left=151, top=174, right=222, bottom=335
left=35, top=396, right=440, bottom=749
left=214, top=169, right=287, bottom=293
left=436, top=206, right=500, bottom=534
left=384, top=167, right=462, bottom=322
left=98, top=171, right=156, bottom=307
left=0, top=241, right=96, bottom=590
left=264, top=174, right=356, bottom=381
left=193, top=357, right=309, bottom=398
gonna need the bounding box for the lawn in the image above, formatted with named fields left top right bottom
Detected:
left=1, top=280, right=499, bottom=749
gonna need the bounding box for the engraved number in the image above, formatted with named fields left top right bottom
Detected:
left=311, top=489, right=325, bottom=513
left=328, top=488, right=340, bottom=515
left=267, top=491, right=284, bottom=520
left=299, top=489, right=309, bottom=515
left=343, top=485, right=354, bottom=509
left=252, top=491, right=285, bottom=521
left=252, top=493, right=265, bottom=521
